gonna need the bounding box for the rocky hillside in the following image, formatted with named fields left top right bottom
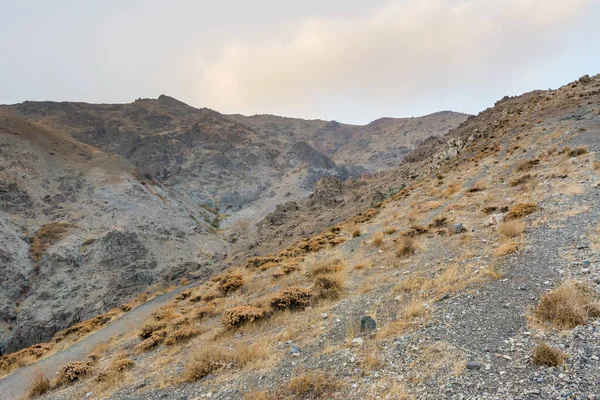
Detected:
left=229, top=111, right=469, bottom=172
left=0, top=97, right=467, bottom=356
left=0, top=116, right=226, bottom=354
left=2, top=74, right=598, bottom=400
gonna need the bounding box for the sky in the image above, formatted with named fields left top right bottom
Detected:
left=1, top=0, right=599, bottom=124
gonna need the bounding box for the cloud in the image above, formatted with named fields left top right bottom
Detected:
left=200, top=0, right=592, bottom=118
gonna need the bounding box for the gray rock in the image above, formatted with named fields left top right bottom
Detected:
left=360, top=316, right=377, bottom=332
left=450, top=222, right=466, bottom=234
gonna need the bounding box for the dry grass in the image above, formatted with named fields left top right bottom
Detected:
left=312, top=274, right=343, bottom=300
left=592, top=160, right=600, bottom=171
left=567, top=146, right=588, bottom=157
left=30, top=222, right=73, bottom=261
left=25, top=372, right=50, bottom=398
left=419, top=200, right=444, bottom=213
left=384, top=226, right=397, bottom=235
left=352, top=226, right=361, bottom=238
left=396, top=236, right=420, bottom=258
left=284, top=370, right=342, bottom=399
left=372, top=232, right=384, bottom=247
left=532, top=280, right=600, bottom=330
left=498, top=220, right=525, bottom=238
left=516, top=158, right=540, bottom=171
left=183, top=345, right=231, bottom=382
left=222, top=306, right=266, bottom=328
left=407, top=341, right=465, bottom=382
left=54, top=361, right=92, bottom=387
left=494, top=242, right=519, bottom=257
left=212, top=273, right=244, bottom=293
left=506, top=203, right=538, bottom=219
left=269, top=287, right=311, bottom=311
left=532, top=343, right=566, bottom=366
left=184, top=340, right=271, bottom=382
left=509, top=174, right=532, bottom=187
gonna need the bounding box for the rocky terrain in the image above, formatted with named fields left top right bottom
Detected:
left=0, top=74, right=597, bottom=400
left=0, top=97, right=465, bottom=357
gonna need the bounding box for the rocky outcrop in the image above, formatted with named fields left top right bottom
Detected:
left=309, top=177, right=344, bottom=207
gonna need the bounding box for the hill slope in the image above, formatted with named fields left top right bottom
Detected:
left=1, top=74, right=598, bottom=399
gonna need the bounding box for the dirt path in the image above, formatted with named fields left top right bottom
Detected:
left=0, top=284, right=193, bottom=400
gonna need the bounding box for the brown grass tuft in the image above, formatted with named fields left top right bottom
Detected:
left=532, top=280, right=600, bottom=330
left=284, top=371, right=342, bottom=399
left=139, top=321, right=167, bottom=339
left=592, top=160, right=600, bottom=171
left=532, top=343, right=566, bottom=366
left=54, top=361, right=92, bottom=386
left=506, top=203, right=538, bottom=219
left=372, top=232, right=384, bottom=247
left=183, top=345, right=231, bottom=382
left=516, top=158, right=540, bottom=171
left=498, top=220, right=525, bottom=238
left=494, top=242, right=519, bottom=257
left=568, top=146, right=588, bottom=157
left=312, top=274, right=343, bottom=300
left=222, top=306, right=266, bottom=328
left=269, top=287, right=311, bottom=311
left=30, top=222, right=73, bottom=261
left=352, top=226, right=361, bottom=238
left=25, top=372, right=50, bottom=398
left=211, top=273, right=244, bottom=293
left=510, top=174, right=532, bottom=187
left=396, top=236, right=420, bottom=258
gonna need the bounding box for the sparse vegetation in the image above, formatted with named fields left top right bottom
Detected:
left=498, top=220, right=524, bottom=238
left=372, top=232, right=384, bottom=247
left=532, top=280, right=600, bottom=330
left=25, top=372, right=50, bottom=398
left=516, top=158, right=539, bottom=171
left=269, top=287, right=311, bottom=311
left=30, top=222, right=73, bottom=261
left=222, top=306, right=266, bottom=328
left=396, top=236, right=419, bottom=258
left=352, top=226, right=361, bottom=238
left=284, top=370, right=342, bottom=399
left=532, top=343, right=566, bottom=366
left=506, top=203, right=538, bottom=219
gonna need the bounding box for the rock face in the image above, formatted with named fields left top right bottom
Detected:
left=0, top=116, right=222, bottom=353
left=309, top=177, right=344, bottom=207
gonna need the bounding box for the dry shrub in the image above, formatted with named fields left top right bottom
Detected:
left=395, top=275, right=426, bottom=293
left=568, top=146, right=588, bottom=157
left=352, top=226, right=361, bottom=238
left=429, top=216, right=447, bottom=228
left=401, top=300, right=428, bottom=320
left=184, top=341, right=270, bottom=382
left=269, top=287, right=311, bottom=311
left=310, top=260, right=342, bottom=276
left=312, top=274, right=343, bottom=300
left=372, top=232, right=384, bottom=247
left=506, top=203, right=538, bottom=219
left=139, top=321, right=167, bottom=339
left=592, top=160, right=600, bottom=171
left=532, top=343, right=566, bottom=366
left=285, top=371, right=342, bottom=399
left=533, top=280, right=600, bottom=329
left=175, top=289, right=192, bottom=301
left=222, top=306, right=265, bottom=328
left=30, top=222, right=73, bottom=260
left=201, top=289, right=224, bottom=302
left=396, top=236, right=419, bottom=258
left=171, top=327, right=201, bottom=342
left=510, top=174, right=532, bottom=187
left=494, top=242, right=519, bottom=257
left=516, top=158, right=540, bottom=171
left=113, top=358, right=134, bottom=372
left=26, top=372, right=50, bottom=398
left=194, top=302, right=219, bottom=320
left=498, top=220, right=525, bottom=238
left=244, top=390, right=274, bottom=400
left=136, top=333, right=165, bottom=351
left=403, top=225, right=429, bottom=237
left=547, top=146, right=558, bottom=156
left=466, top=186, right=485, bottom=193
left=419, top=200, right=443, bottom=212
left=212, top=273, right=244, bottom=293
left=55, top=361, right=92, bottom=386
left=384, top=227, right=397, bottom=235
left=184, top=346, right=231, bottom=382
left=443, top=183, right=461, bottom=198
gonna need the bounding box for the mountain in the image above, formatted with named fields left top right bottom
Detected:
left=0, top=98, right=467, bottom=354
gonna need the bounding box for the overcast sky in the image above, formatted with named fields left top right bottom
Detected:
left=1, top=0, right=599, bottom=124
